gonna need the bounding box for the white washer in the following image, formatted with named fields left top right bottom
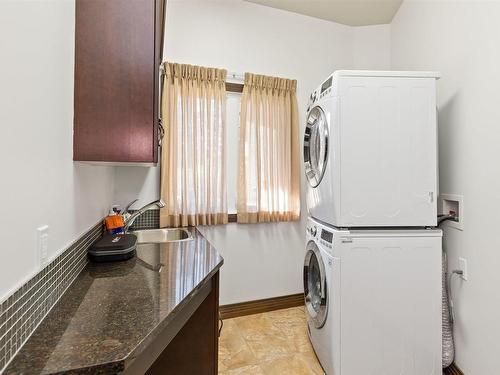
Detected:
left=304, top=70, right=440, bottom=227
left=304, top=216, right=442, bottom=375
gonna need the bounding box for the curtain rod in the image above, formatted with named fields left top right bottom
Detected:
left=160, top=66, right=244, bottom=82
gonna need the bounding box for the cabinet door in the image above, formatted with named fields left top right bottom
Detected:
left=74, top=0, right=164, bottom=163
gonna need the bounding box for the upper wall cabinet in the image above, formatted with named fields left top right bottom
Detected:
left=73, top=0, right=166, bottom=164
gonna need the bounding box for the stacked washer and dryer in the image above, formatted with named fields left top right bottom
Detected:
left=303, top=71, right=442, bottom=375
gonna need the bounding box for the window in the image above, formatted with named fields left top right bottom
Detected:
left=226, top=92, right=241, bottom=215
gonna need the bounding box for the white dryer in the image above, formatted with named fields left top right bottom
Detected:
left=304, top=70, right=440, bottom=227
left=304, top=216, right=442, bottom=375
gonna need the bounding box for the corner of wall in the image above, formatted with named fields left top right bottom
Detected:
left=351, top=23, right=392, bottom=70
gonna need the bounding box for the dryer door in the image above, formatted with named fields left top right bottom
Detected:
left=303, top=240, right=328, bottom=328
left=304, top=106, right=329, bottom=188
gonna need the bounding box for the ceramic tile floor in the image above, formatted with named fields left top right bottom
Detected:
left=218, top=307, right=324, bottom=375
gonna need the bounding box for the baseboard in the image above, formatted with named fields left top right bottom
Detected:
left=444, top=363, right=464, bottom=375
left=219, top=293, right=304, bottom=319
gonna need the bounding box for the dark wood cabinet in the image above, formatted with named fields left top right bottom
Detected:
left=73, top=0, right=166, bottom=163
left=146, top=272, right=220, bottom=375
left=124, top=272, right=220, bottom=375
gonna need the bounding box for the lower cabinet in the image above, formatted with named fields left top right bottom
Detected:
left=146, top=272, right=220, bottom=375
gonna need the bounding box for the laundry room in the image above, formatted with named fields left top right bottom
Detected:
left=0, top=0, right=498, bottom=374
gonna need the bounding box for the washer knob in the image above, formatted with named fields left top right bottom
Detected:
left=309, top=226, right=317, bottom=237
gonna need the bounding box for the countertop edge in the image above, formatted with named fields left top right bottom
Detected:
left=123, top=257, right=223, bottom=369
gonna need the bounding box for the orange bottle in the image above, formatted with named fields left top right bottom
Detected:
left=104, top=210, right=125, bottom=234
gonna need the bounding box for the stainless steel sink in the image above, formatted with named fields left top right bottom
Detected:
left=131, top=228, right=193, bottom=243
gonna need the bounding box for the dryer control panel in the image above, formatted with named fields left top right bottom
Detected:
left=306, top=91, right=318, bottom=113
left=319, top=76, right=333, bottom=100
left=306, top=74, right=335, bottom=113
left=320, top=76, right=332, bottom=94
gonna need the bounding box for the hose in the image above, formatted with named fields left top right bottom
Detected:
left=439, top=214, right=460, bottom=368
left=442, top=250, right=454, bottom=368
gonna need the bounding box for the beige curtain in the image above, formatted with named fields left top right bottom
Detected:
left=237, top=73, right=300, bottom=223
left=160, top=62, right=228, bottom=227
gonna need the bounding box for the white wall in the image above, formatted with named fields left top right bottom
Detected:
left=113, top=166, right=160, bottom=208
left=391, top=1, right=500, bottom=373
left=0, top=0, right=115, bottom=301
left=114, top=0, right=391, bottom=305
left=352, top=24, right=391, bottom=70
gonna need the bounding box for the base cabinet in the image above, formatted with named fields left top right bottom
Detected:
left=144, top=272, right=219, bottom=375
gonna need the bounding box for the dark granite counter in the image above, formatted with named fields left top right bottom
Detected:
left=4, top=228, right=223, bottom=375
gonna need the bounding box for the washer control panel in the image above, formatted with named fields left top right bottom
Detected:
left=306, top=217, right=340, bottom=253
left=320, top=229, right=333, bottom=243
left=307, top=225, right=317, bottom=237
left=320, top=229, right=333, bottom=249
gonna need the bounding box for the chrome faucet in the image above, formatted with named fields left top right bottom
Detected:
left=120, top=199, right=138, bottom=217
left=123, top=199, right=165, bottom=232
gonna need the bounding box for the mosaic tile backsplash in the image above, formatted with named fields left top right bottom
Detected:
left=0, top=222, right=103, bottom=372
left=128, top=209, right=160, bottom=230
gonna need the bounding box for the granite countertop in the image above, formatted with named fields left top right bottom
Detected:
left=4, top=228, right=223, bottom=375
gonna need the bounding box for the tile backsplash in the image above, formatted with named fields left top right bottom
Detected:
left=128, top=209, right=160, bottom=230
left=0, top=222, right=103, bottom=372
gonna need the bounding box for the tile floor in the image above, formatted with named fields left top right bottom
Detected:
left=218, top=307, right=324, bottom=374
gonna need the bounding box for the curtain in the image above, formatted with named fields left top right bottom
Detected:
left=160, top=62, right=228, bottom=227
left=237, top=73, right=300, bottom=223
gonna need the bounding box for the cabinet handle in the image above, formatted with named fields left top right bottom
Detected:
left=158, top=118, right=165, bottom=146
left=218, top=313, right=224, bottom=337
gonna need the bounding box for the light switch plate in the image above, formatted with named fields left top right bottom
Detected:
left=37, top=225, right=49, bottom=267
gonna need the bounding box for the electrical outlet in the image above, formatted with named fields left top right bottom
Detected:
left=37, top=225, right=49, bottom=267
left=458, top=257, right=468, bottom=281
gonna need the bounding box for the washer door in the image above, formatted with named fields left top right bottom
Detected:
left=304, top=106, right=329, bottom=188
left=303, top=241, right=328, bottom=328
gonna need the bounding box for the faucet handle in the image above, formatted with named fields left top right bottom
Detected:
left=120, top=199, right=139, bottom=215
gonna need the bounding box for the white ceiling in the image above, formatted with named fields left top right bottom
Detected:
left=244, top=0, right=403, bottom=26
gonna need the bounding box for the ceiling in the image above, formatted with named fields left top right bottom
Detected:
left=244, top=0, right=403, bottom=26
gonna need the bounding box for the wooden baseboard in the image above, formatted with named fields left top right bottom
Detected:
left=219, top=293, right=304, bottom=320
left=444, top=363, right=464, bottom=375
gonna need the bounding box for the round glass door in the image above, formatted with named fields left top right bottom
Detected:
left=303, top=241, right=328, bottom=328
left=304, top=106, right=329, bottom=188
